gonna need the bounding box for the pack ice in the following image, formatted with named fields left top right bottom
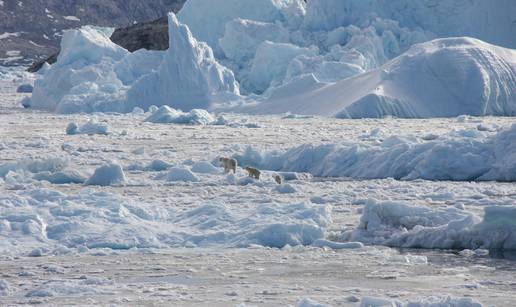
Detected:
left=0, top=188, right=330, bottom=255
left=26, top=0, right=516, bottom=118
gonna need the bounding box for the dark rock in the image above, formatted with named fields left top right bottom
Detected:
left=0, top=0, right=185, bottom=67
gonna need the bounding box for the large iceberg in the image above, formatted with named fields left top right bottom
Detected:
left=29, top=26, right=130, bottom=113
left=245, top=38, right=516, bottom=118
left=28, top=13, right=239, bottom=114
left=126, top=14, right=239, bottom=112
left=26, top=0, right=516, bottom=118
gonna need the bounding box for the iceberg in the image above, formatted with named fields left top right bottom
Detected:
left=246, top=38, right=516, bottom=118
left=28, top=13, right=239, bottom=114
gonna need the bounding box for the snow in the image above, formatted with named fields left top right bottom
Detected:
left=1, top=74, right=516, bottom=303
left=85, top=163, right=126, bottom=186
left=234, top=124, right=516, bottom=182
left=2, top=0, right=516, bottom=301
left=360, top=295, right=484, bottom=307
left=0, top=186, right=329, bottom=254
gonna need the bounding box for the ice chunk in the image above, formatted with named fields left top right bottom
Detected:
left=28, top=26, right=128, bottom=113
left=144, top=106, right=216, bottom=125
left=57, top=26, right=125, bottom=66
left=348, top=201, right=516, bottom=251
left=33, top=170, right=87, bottom=184
left=275, top=184, right=297, bottom=194
left=0, top=279, right=11, bottom=296
left=191, top=161, right=220, bottom=174
left=85, top=163, right=126, bottom=186
left=312, top=239, right=364, bottom=250
left=0, top=158, right=68, bottom=178
left=67, top=120, right=110, bottom=135
left=16, top=83, right=33, bottom=93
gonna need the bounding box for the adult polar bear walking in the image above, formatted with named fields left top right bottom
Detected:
left=220, top=157, right=237, bottom=173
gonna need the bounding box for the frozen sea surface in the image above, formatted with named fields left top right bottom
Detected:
left=0, top=77, right=516, bottom=305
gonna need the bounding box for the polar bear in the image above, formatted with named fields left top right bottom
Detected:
left=219, top=157, right=237, bottom=173
left=274, top=174, right=283, bottom=185
left=244, top=166, right=261, bottom=180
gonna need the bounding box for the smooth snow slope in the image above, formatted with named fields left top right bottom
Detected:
left=246, top=38, right=516, bottom=118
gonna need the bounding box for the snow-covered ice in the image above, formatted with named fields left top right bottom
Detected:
left=85, top=163, right=126, bottom=186
left=345, top=201, right=516, bottom=250
left=2, top=74, right=516, bottom=305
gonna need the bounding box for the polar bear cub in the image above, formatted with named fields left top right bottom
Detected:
left=244, top=166, right=261, bottom=180
left=219, top=157, right=237, bottom=173
left=274, top=174, right=283, bottom=184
